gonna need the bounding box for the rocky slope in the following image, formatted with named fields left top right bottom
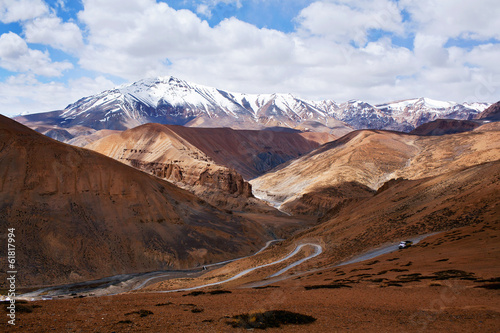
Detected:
left=86, top=123, right=260, bottom=211
left=475, top=101, right=500, bottom=121
left=0, top=115, right=272, bottom=287
left=251, top=129, right=500, bottom=214
left=295, top=161, right=500, bottom=267
left=410, top=119, right=482, bottom=136
left=86, top=123, right=324, bottom=211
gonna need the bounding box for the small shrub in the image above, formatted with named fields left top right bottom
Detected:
left=183, top=291, right=205, bottom=297
left=155, top=302, right=173, bottom=306
left=475, top=283, right=500, bottom=290
left=227, top=310, right=316, bottom=329
left=191, top=308, right=204, bottom=313
left=304, top=284, right=352, bottom=290
left=209, top=290, right=231, bottom=295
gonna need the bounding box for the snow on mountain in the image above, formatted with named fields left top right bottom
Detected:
left=58, top=76, right=332, bottom=130
left=34, top=76, right=491, bottom=132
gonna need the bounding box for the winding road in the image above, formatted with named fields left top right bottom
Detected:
left=157, top=243, right=323, bottom=293
left=19, top=239, right=286, bottom=300
left=132, top=239, right=284, bottom=291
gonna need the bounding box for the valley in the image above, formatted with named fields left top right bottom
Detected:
left=0, top=80, right=499, bottom=332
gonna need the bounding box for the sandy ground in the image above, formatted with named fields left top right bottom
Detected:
left=3, top=222, right=499, bottom=332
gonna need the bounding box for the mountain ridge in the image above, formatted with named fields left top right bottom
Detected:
left=14, top=76, right=490, bottom=134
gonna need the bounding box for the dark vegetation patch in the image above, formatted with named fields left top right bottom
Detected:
left=125, top=309, right=153, bottom=317
left=476, top=277, right=500, bottom=283
left=396, top=273, right=425, bottom=282
left=191, top=308, right=204, bottom=313
left=389, top=269, right=409, bottom=273
left=209, top=290, right=232, bottom=295
left=155, top=302, right=173, bottom=306
left=386, top=258, right=399, bottom=261
left=227, top=310, right=316, bottom=329
left=304, top=284, right=352, bottom=290
left=183, top=291, right=206, bottom=297
left=432, top=270, right=476, bottom=280
left=365, top=260, right=380, bottom=266
left=386, top=283, right=403, bottom=287
left=351, top=273, right=373, bottom=278
left=474, top=283, right=500, bottom=290
left=435, top=258, right=449, bottom=262
left=117, top=320, right=133, bottom=324
left=350, top=268, right=372, bottom=272
left=402, top=261, right=413, bottom=267
left=183, top=289, right=232, bottom=296
left=253, top=286, right=280, bottom=290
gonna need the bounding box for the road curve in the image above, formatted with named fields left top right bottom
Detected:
left=157, top=243, right=323, bottom=293
left=268, top=244, right=322, bottom=277
left=132, top=239, right=284, bottom=291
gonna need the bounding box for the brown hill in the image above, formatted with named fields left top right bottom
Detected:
left=301, top=161, right=500, bottom=265
left=251, top=129, right=500, bottom=214
left=86, top=123, right=268, bottom=211
left=0, top=116, right=272, bottom=287
left=410, top=119, right=481, bottom=136
left=475, top=101, right=500, bottom=120
left=144, top=161, right=499, bottom=294
left=160, top=125, right=322, bottom=179
left=475, top=121, right=500, bottom=132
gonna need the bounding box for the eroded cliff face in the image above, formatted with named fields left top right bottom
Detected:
left=86, top=123, right=264, bottom=212
left=128, top=159, right=253, bottom=198
left=0, top=116, right=269, bottom=287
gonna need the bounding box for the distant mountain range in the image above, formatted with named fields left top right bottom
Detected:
left=15, top=76, right=491, bottom=133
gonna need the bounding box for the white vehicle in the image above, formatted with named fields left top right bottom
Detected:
left=399, top=240, right=413, bottom=249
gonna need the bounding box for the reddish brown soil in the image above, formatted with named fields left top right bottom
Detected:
left=4, top=222, right=498, bottom=332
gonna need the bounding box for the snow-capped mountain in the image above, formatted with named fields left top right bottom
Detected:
left=59, top=76, right=331, bottom=131
left=19, top=76, right=491, bottom=133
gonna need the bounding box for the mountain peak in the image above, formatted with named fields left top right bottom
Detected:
left=22, top=76, right=489, bottom=133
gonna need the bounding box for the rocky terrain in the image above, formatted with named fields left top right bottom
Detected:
left=475, top=101, right=500, bottom=121
left=85, top=123, right=322, bottom=211
left=0, top=115, right=290, bottom=287
left=410, top=119, right=482, bottom=136
left=7, top=196, right=498, bottom=332
left=251, top=129, right=500, bottom=215
left=1, top=87, right=498, bottom=332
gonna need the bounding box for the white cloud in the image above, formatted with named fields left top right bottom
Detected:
left=1, top=0, right=500, bottom=117
left=0, top=32, right=73, bottom=76
left=400, top=0, right=500, bottom=41
left=0, top=0, right=49, bottom=23
left=0, top=74, right=116, bottom=115
left=24, top=15, right=84, bottom=53
left=296, top=0, right=404, bottom=45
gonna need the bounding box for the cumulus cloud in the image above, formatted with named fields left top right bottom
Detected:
left=1, top=0, right=500, bottom=116
left=400, top=0, right=500, bottom=41
left=296, top=0, right=404, bottom=45
left=24, top=15, right=84, bottom=53
left=0, top=0, right=48, bottom=23
left=0, top=32, right=73, bottom=76
left=0, top=74, right=116, bottom=115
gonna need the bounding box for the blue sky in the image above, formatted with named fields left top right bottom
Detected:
left=0, top=0, right=499, bottom=116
